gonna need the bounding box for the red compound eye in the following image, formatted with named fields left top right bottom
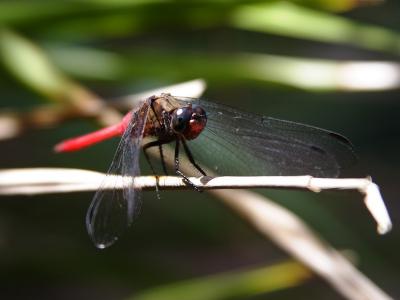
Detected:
left=183, top=105, right=207, bottom=140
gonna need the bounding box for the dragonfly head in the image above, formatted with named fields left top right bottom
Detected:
left=171, top=104, right=207, bottom=140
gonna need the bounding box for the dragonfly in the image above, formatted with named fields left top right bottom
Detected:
left=55, top=93, right=356, bottom=248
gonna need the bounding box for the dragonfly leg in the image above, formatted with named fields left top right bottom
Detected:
left=143, top=140, right=165, bottom=199
left=143, top=140, right=169, bottom=175
left=143, top=141, right=161, bottom=174
left=181, top=138, right=207, bottom=176
left=158, top=143, right=168, bottom=175
left=174, top=139, right=201, bottom=192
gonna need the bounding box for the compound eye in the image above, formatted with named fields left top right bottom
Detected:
left=172, top=107, right=192, bottom=133
left=192, top=106, right=206, bottom=120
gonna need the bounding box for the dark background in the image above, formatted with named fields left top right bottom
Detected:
left=0, top=1, right=399, bottom=299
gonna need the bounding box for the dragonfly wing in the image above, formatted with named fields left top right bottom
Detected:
left=177, top=98, right=356, bottom=177
left=86, top=101, right=150, bottom=249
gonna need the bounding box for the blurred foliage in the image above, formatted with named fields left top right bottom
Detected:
left=131, top=261, right=311, bottom=300
left=0, top=28, right=71, bottom=101
left=0, top=0, right=399, bottom=300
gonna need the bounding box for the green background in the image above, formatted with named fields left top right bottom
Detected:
left=0, top=1, right=399, bottom=299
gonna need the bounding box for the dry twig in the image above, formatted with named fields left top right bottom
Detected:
left=0, top=79, right=206, bottom=141
left=0, top=168, right=391, bottom=236
left=0, top=167, right=393, bottom=300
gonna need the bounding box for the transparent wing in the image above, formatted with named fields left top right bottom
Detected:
left=86, top=101, right=150, bottom=249
left=176, top=98, right=356, bottom=177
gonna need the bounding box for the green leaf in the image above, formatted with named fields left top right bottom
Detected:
left=0, top=28, right=70, bottom=101
left=129, top=261, right=312, bottom=300
left=231, top=2, right=400, bottom=55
